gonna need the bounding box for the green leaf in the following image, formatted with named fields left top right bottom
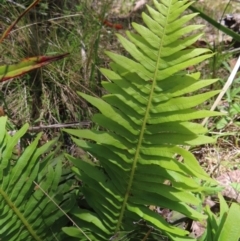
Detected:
left=218, top=203, right=240, bottom=241
left=205, top=194, right=240, bottom=241
left=0, top=54, right=69, bottom=82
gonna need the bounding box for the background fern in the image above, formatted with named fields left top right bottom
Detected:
left=0, top=116, right=74, bottom=241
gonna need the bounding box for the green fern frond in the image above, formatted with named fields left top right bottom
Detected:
left=64, top=0, right=222, bottom=240
left=0, top=116, right=74, bottom=241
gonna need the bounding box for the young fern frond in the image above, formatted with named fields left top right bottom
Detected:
left=64, top=0, right=222, bottom=240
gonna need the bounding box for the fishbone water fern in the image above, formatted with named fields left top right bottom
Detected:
left=64, top=0, right=223, bottom=240
left=0, top=116, right=74, bottom=240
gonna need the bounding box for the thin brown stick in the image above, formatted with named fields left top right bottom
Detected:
left=28, top=121, right=91, bottom=131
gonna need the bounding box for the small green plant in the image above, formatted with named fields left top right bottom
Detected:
left=200, top=194, right=240, bottom=241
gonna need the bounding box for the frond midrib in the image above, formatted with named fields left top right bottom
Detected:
left=114, top=0, right=171, bottom=232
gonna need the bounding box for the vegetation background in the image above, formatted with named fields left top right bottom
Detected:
left=1, top=0, right=240, bottom=239
left=1, top=0, right=240, bottom=182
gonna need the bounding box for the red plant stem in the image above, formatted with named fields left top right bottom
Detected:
left=102, top=19, right=123, bottom=30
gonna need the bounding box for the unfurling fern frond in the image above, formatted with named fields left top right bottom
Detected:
left=64, top=0, right=222, bottom=240
left=0, top=116, right=74, bottom=241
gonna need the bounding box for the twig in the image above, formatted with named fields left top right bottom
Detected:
left=28, top=121, right=91, bottom=131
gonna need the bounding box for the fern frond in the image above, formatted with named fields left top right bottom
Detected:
left=0, top=116, right=74, bottom=241
left=64, top=0, right=222, bottom=240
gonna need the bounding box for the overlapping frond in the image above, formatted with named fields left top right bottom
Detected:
left=0, top=116, right=73, bottom=241
left=64, top=0, right=222, bottom=240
